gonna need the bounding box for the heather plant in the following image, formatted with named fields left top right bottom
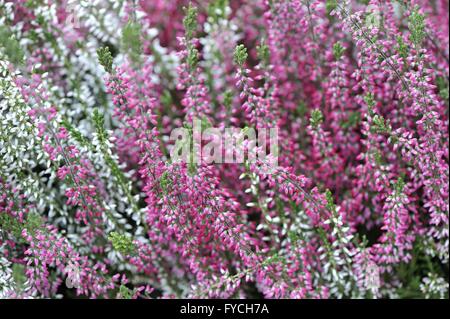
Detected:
left=0, top=0, right=448, bottom=299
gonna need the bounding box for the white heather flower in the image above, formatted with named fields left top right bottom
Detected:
left=420, top=273, right=449, bottom=299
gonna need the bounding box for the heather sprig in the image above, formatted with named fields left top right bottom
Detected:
left=0, top=26, right=24, bottom=65
left=108, top=231, right=137, bottom=256
left=97, top=47, right=114, bottom=74
left=233, top=44, right=248, bottom=67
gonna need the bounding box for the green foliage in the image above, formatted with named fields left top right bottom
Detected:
left=393, top=176, right=406, bottom=195
left=0, top=26, right=24, bottom=65
left=187, top=45, right=199, bottom=69
left=223, top=90, right=233, bottom=110
left=176, top=123, right=197, bottom=175
left=364, top=93, right=376, bottom=116
left=262, top=253, right=285, bottom=267
left=200, top=116, right=212, bottom=131
left=183, top=4, right=198, bottom=40
left=24, top=0, right=43, bottom=9
left=436, top=77, right=449, bottom=101
left=365, top=7, right=382, bottom=29
left=325, top=189, right=336, bottom=212
left=122, top=21, right=142, bottom=64
left=326, top=0, right=338, bottom=15
left=333, top=42, right=345, bottom=60
left=12, top=263, right=26, bottom=290
left=0, top=213, right=23, bottom=239
left=181, top=4, right=200, bottom=69
left=207, top=0, right=229, bottom=23
left=233, top=44, right=248, bottom=66
left=288, top=230, right=301, bottom=244
left=184, top=118, right=211, bottom=174
left=296, top=101, right=308, bottom=118
left=0, top=212, right=43, bottom=240
left=26, top=213, right=43, bottom=235
left=159, top=171, right=171, bottom=194
left=161, top=90, right=173, bottom=107
left=119, top=285, right=134, bottom=299
left=395, top=237, right=448, bottom=298
left=61, top=119, right=89, bottom=147
left=108, top=232, right=136, bottom=255
left=88, top=111, right=138, bottom=214
left=309, top=109, right=324, bottom=128
left=97, top=47, right=113, bottom=73
left=257, top=40, right=270, bottom=66
left=340, top=111, right=361, bottom=129
left=409, top=6, right=426, bottom=46
left=93, top=108, right=107, bottom=146
left=397, top=36, right=409, bottom=60
left=373, top=150, right=384, bottom=166
left=371, top=114, right=391, bottom=134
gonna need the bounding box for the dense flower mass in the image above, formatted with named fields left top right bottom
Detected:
left=0, top=0, right=448, bottom=299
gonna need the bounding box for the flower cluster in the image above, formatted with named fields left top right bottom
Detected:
left=0, top=0, right=448, bottom=299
